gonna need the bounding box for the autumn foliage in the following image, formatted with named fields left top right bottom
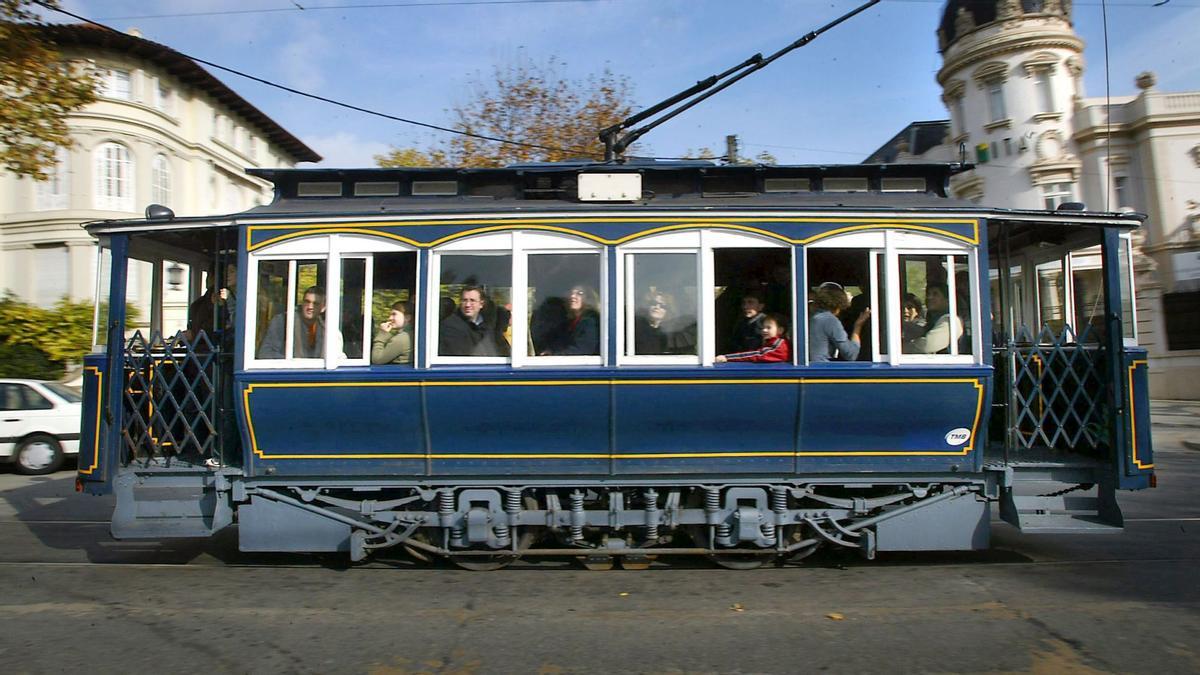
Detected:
left=377, top=57, right=635, bottom=168
left=1, top=1, right=98, bottom=180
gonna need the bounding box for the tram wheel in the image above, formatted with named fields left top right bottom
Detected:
left=687, top=524, right=774, bottom=570
left=450, top=554, right=518, bottom=571
left=619, top=554, right=656, bottom=571
left=577, top=554, right=614, bottom=571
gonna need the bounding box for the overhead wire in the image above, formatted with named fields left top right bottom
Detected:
left=95, top=0, right=617, bottom=21
left=32, top=1, right=605, bottom=160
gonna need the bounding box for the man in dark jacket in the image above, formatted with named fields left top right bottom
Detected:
left=439, top=286, right=509, bottom=357
left=730, top=293, right=766, bottom=352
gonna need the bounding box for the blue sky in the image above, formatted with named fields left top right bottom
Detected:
left=53, top=0, right=1200, bottom=166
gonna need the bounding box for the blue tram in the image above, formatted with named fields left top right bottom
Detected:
left=76, top=161, right=1154, bottom=568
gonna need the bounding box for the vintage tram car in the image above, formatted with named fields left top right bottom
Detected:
left=76, top=161, right=1154, bottom=568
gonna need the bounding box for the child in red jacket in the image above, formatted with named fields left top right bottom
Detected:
left=716, top=314, right=790, bottom=363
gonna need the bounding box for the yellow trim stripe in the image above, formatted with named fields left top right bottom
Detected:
left=246, top=217, right=980, bottom=251
left=77, top=366, right=103, bottom=476
left=1128, top=359, right=1153, bottom=470
left=243, top=378, right=984, bottom=460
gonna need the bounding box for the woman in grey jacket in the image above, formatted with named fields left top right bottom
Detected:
left=371, top=301, right=413, bottom=364
left=808, top=282, right=869, bottom=362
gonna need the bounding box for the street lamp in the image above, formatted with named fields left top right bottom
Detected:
left=166, top=262, right=185, bottom=291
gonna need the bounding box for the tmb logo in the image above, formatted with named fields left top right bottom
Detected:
left=944, top=428, right=971, bottom=446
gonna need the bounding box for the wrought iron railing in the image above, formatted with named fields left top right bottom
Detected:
left=121, top=330, right=221, bottom=465
left=1000, top=324, right=1111, bottom=455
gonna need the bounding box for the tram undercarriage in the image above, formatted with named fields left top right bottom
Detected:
left=224, top=480, right=990, bottom=569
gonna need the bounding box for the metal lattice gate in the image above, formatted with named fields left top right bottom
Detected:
left=121, top=330, right=222, bottom=464
left=1004, top=324, right=1111, bottom=455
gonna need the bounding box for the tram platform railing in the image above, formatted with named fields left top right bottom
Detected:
left=119, top=330, right=230, bottom=467
left=993, top=323, right=1112, bottom=460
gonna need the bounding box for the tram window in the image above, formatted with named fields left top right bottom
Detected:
left=899, top=254, right=971, bottom=356
left=437, top=253, right=512, bottom=357
left=254, top=258, right=328, bottom=360
left=340, top=257, right=367, bottom=360
left=528, top=253, right=601, bottom=357
left=806, top=248, right=874, bottom=362
left=625, top=253, right=698, bottom=356
left=1118, top=236, right=1136, bottom=342
left=713, top=248, right=791, bottom=354
left=990, top=266, right=1028, bottom=344
left=1036, top=259, right=1066, bottom=337
left=370, top=252, right=417, bottom=365
left=1072, top=266, right=1104, bottom=344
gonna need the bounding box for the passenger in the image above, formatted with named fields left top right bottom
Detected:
left=541, top=285, right=600, bottom=356
left=905, top=283, right=963, bottom=354
left=634, top=291, right=671, bottom=355
left=530, top=295, right=569, bottom=354
left=901, top=293, right=925, bottom=341
left=716, top=314, right=790, bottom=363
left=257, top=286, right=326, bottom=359
left=186, top=263, right=237, bottom=343
left=730, top=293, right=766, bottom=352
left=371, top=301, right=413, bottom=365
left=808, top=282, right=868, bottom=362
left=439, top=285, right=509, bottom=357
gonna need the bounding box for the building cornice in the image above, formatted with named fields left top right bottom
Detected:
left=939, top=32, right=1083, bottom=86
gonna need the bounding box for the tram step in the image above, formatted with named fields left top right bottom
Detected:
left=111, top=473, right=233, bottom=539
left=1000, top=492, right=1124, bottom=534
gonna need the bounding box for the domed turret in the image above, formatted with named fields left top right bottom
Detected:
left=934, top=0, right=1082, bottom=208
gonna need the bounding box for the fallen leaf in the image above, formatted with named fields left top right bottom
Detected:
left=618, top=592, right=630, bottom=597
left=826, top=612, right=845, bottom=621
left=730, top=603, right=745, bottom=612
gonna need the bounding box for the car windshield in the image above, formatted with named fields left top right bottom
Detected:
left=43, top=382, right=82, bottom=403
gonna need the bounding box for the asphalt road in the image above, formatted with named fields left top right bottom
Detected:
left=1, top=406, right=1197, bottom=674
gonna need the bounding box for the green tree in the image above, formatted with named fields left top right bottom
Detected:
left=0, top=293, right=139, bottom=379
left=1, top=0, right=98, bottom=180
left=377, top=56, right=635, bottom=168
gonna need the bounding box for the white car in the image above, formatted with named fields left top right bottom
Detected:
left=0, top=379, right=83, bottom=475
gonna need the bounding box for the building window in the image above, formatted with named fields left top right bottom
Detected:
left=248, top=135, right=258, bottom=161
left=986, top=81, right=1006, bottom=123
left=1033, top=69, right=1055, bottom=113
left=1113, top=175, right=1130, bottom=209
left=93, top=142, right=134, bottom=212
left=1041, top=182, right=1074, bottom=210
left=154, top=81, right=173, bottom=114
left=152, top=154, right=172, bottom=206
left=951, top=96, right=966, bottom=137
left=99, top=67, right=132, bottom=100
left=33, top=245, right=70, bottom=307
left=35, top=147, right=70, bottom=211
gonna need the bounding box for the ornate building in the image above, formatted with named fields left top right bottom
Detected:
left=866, top=1, right=1200, bottom=399
left=0, top=25, right=319, bottom=334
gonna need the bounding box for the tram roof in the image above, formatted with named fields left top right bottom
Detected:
left=84, top=162, right=1146, bottom=235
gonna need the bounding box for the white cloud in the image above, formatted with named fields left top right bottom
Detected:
left=303, top=132, right=391, bottom=168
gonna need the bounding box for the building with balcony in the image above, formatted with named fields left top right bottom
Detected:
left=866, top=1, right=1200, bottom=399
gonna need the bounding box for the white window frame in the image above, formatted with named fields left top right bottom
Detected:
left=807, top=231, right=980, bottom=366
left=1033, top=68, right=1055, bottom=113
left=244, top=234, right=417, bottom=370
left=35, top=146, right=70, bottom=211
left=427, top=231, right=605, bottom=367
left=151, top=153, right=171, bottom=206
left=986, top=80, right=1006, bottom=123
left=99, top=67, right=132, bottom=100
left=93, top=142, right=134, bottom=212
left=1041, top=182, right=1075, bottom=210
left=617, top=229, right=791, bottom=367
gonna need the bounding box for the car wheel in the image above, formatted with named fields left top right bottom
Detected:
left=14, top=434, right=64, bottom=475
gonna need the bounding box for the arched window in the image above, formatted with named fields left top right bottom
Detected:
left=93, top=142, right=134, bottom=212
left=151, top=154, right=172, bottom=206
